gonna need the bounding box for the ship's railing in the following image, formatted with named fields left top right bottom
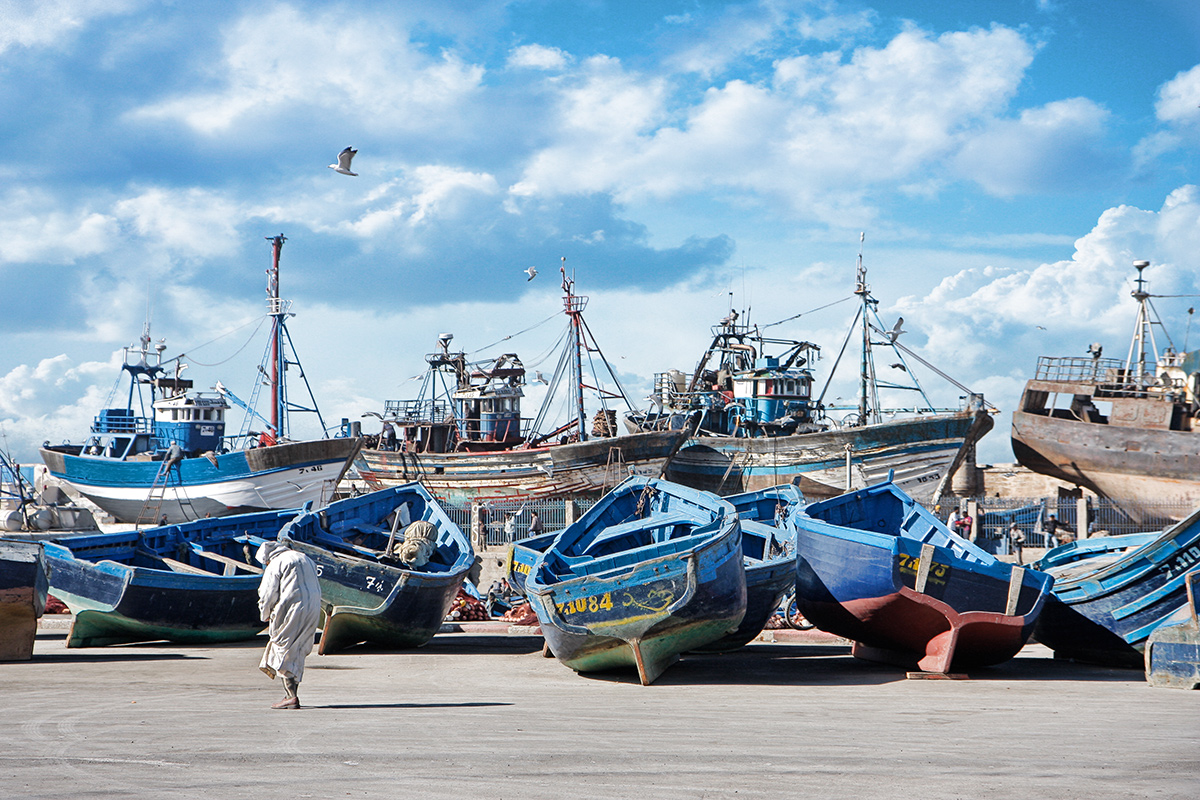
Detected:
left=1033, top=356, right=1186, bottom=396
left=383, top=399, right=454, bottom=424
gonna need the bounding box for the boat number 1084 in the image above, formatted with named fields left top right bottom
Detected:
left=557, top=593, right=614, bottom=616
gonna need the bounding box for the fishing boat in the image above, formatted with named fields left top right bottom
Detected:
left=694, top=484, right=802, bottom=652
left=280, top=484, right=474, bottom=654
left=1033, top=506, right=1200, bottom=667
left=39, top=235, right=360, bottom=525
left=524, top=476, right=745, bottom=685
left=632, top=239, right=992, bottom=505
left=42, top=510, right=295, bottom=647
left=0, top=539, right=49, bottom=660
left=794, top=477, right=1054, bottom=673
left=354, top=265, right=689, bottom=504
left=1012, top=260, right=1200, bottom=525
left=506, top=528, right=560, bottom=598
left=1144, top=571, right=1200, bottom=689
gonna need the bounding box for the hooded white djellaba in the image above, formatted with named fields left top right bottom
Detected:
left=256, top=541, right=323, bottom=682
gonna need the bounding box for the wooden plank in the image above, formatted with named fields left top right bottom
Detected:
left=1005, top=566, right=1023, bottom=616
left=192, top=548, right=263, bottom=575
left=914, top=543, right=934, bottom=594
left=158, top=557, right=212, bottom=575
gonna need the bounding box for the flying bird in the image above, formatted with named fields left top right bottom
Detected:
left=1036, top=325, right=1047, bottom=330
left=329, top=147, right=358, bottom=176
left=885, top=317, right=906, bottom=343
left=534, top=371, right=549, bottom=384
left=889, top=363, right=907, bottom=372
left=525, top=266, right=538, bottom=281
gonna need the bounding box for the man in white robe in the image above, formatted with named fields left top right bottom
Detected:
left=256, top=541, right=323, bottom=709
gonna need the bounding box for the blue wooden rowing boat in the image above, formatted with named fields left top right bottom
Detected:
left=795, top=478, right=1054, bottom=673
left=0, top=539, right=49, bottom=660
left=506, top=529, right=560, bottom=598
left=280, top=484, right=474, bottom=654
left=43, top=510, right=295, bottom=647
left=1034, top=532, right=1160, bottom=574
left=1034, top=507, right=1200, bottom=667
left=1144, top=571, right=1200, bottom=689
left=694, top=484, right=801, bottom=652
left=525, top=476, right=745, bottom=685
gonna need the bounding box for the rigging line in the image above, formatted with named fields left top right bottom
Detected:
left=468, top=311, right=561, bottom=356
left=887, top=337, right=998, bottom=411
left=761, top=295, right=856, bottom=330
left=815, top=307, right=862, bottom=406
left=181, top=317, right=270, bottom=367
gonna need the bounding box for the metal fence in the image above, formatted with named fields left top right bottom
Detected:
left=444, top=497, right=598, bottom=549
left=947, top=496, right=1193, bottom=552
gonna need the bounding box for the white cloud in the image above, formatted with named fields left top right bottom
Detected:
left=507, top=43, right=570, bottom=71
left=0, top=0, right=138, bottom=54
left=954, top=98, right=1111, bottom=196
left=0, top=188, right=117, bottom=263
left=346, top=165, right=501, bottom=237
left=1155, top=63, right=1200, bottom=125
left=513, top=25, right=1036, bottom=222
left=129, top=4, right=484, bottom=135
left=113, top=187, right=243, bottom=258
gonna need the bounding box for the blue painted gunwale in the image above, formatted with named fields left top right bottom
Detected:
left=525, top=476, right=746, bottom=685
left=1034, top=506, right=1200, bottom=668
left=506, top=529, right=562, bottom=598
left=694, top=484, right=802, bottom=652
left=279, top=484, right=474, bottom=654
left=43, top=510, right=297, bottom=647
left=795, top=480, right=1054, bottom=672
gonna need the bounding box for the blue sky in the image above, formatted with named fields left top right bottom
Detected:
left=1, top=0, right=1198, bottom=467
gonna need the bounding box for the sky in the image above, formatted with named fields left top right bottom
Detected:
left=1, top=0, right=1198, bottom=468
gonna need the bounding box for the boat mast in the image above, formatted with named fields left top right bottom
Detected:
left=562, top=258, right=588, bottom=441
left=1125, top=260, right=1160, bottom=386
left=266, top=234, right=287, bottom=440
left=854, top=233, right=881, bottom=425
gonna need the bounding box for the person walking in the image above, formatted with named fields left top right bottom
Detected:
left=528, top=511, right=544, bottom=536
left=256, top=541, right=323, bottom=710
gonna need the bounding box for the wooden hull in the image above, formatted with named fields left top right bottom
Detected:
left=1144, top=575, right=1200, bottom=689
left=40, top=437, right=361, bottom=524
left=0, top=539, right=48, bottom=661
left=355, top=430, right=688, bottom=503
left=795, top=482, right=1053, bottom=673
left=694, top=485, right=801, bottom=652
left=526, top=477, right=746, bottom=685
left=42, top=511, right=294, bottom=647
left=1012, top=409, right=1200, bottom=524
left=505, top=530, right=560, bottom=598
left=280, top=485, right=473, bottom=654
left=1034, top=508, right=1200, bottom=667
left=667, top=410, right=990, bottom=504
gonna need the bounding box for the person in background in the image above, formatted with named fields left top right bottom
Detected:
left=256, top=541, right=322, bottom=710
left=953, top=510, right=973, bottom=540
left=528, top=511, right=544, bottom=536
left=1042, top=512, right=1072, bottom=548
left=1008, top=522, right=1026, bottom=564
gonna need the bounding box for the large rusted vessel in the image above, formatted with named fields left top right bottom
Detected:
left=1011, top=261, right=1200, bottom=524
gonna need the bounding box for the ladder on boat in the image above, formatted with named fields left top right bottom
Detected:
left=134, top=458, right=198, bottom=528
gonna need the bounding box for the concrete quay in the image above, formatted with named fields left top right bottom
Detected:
left=2, top=617, right=1196, bottom=800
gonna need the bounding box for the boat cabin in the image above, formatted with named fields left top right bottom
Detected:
left=1018, top=353, right=1200, bottom=433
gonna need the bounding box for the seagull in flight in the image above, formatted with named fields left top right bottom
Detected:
left=525, top=266, right=538, bottom=281
left=329, top=147, right=358, bottom=176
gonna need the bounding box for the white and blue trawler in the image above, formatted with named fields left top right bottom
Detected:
left=40, top=235, right=360, bottom=525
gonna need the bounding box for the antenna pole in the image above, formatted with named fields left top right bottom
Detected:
left=1126, top=260, right=1153, bottom=385
left=562, top=257, right=588, bottom=441
left=266, top=234, right=287, bottom=441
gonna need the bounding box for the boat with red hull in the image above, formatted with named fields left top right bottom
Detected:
left=794, top=479, right=1054, bottom=673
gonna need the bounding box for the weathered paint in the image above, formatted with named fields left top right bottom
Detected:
left=1035, top=508, right=1200, bottom=667
left=526, top=477, right=746, bottom=685
left=0, top=540, right=48, bottom=661
left=795, top=480, right=1053, bottom=673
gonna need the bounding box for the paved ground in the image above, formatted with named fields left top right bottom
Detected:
left=2, top=618, right=1196, bottom=800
